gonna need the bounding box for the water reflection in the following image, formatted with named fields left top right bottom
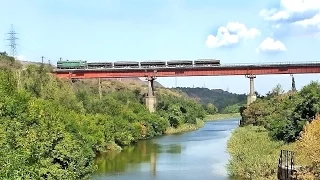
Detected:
left=93, top=118, right=240, bottom=180
left=95, top=139, right=183, bottom=175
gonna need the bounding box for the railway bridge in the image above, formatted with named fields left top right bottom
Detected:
left=53, top=60, right=320, bottom=112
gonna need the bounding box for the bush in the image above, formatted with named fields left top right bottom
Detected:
left=222, top=104, right=240, bottom=114
left=295, top=116, right=320, bottom=179
left=227, top=126, right=284, bottom=180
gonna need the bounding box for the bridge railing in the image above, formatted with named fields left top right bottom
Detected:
left=221, top=61, right=320, bottom=67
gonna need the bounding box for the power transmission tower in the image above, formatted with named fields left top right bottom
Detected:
left=6, top=25, right=18, bottom=58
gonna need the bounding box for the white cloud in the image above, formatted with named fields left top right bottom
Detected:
left=280, top=0, right=320, bottom=13
left=260, top=9, right=291, bottom=21
left=260, top=0, right=320, bottom=33
left=257, top=37, right=287, bottom=53
left=206, top=22, right=260, bottom=48
left=294, top=13, right=320, bottom=27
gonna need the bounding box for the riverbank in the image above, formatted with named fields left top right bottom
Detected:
left=227, top=125, right=294, bottom=180
left=164, top=119, right=205, bottom=134
left=102, top=119, right=205, bottom=153
left=205, top=113, right=240, bottom=121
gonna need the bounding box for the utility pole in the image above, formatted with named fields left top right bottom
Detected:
left=6, top=24, right=18, bottom=58
left=98, top=78, right=102, bottom=99
left=16, top=70, right=21, bottom=91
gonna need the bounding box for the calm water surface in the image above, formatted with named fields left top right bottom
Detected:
left=92, top=118, right=239, bottom=180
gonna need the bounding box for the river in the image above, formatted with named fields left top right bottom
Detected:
left=92, top=118, right=239, bottom=180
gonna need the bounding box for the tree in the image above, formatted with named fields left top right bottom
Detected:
left=295, top=116, right=320, bottom=179
left=0, top=51, right=8, bottom=56
left=206, top=103, right=218, bottom=114
left=222, top=104, right=240, bottom=114
left=266, top=84, right=284, bottom=98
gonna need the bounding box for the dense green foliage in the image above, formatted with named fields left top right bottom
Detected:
left=174, top=87, right=246, bottom=113
left=227, top=126, right=286, bottom=180
left=0, top=54, right=206, bottom=179
left=221, top=104, right=240, bottom=114
left=228, top=81, right=320, bottom=179
left=0, top=51, right=21, bottom=69
left=204, top=103, right=218, bottom=114
left=156, top=94, right=205, bottom=128
left=241, top=82, right=320, bottom=142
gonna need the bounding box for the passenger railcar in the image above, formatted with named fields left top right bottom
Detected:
left=87, top=62, right=113, bottom=69
left=167, top=60, right=193, bottom=67
left=140, top=60, right=166, bottom=68
left=113, top=61, right=140, bottom=68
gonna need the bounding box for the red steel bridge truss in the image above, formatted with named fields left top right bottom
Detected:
left=53, top=61, right=320, bottom=79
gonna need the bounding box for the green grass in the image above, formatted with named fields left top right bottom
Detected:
left=227, top=125, right=292, bottom=180
left=204, top=113, right=241, bottom=121
left=164, top=119, right=204, bottom=134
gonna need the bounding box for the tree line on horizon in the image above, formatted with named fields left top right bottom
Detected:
left=174, top=87, right=247, bottom=114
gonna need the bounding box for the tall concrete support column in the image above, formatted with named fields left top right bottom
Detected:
left=145, top=76, right=157, bottom=112
left=246, top=74, right=257, bottom=105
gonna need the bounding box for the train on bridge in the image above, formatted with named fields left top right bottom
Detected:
left=56, top=59, right=221, bottom=69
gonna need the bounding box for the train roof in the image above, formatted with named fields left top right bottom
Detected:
left=195, top=59, right=220, bottom=61
left=167, top=60, right=193, bottom=63
left=140, top=60, right=166, bottom=64
left=114, top=61, right=140, bottom=65
left=57, top=60, right=87, bottom=63
left=140, top=60, right=166, bottom=62
left=88, top=62, right=113, bottom=64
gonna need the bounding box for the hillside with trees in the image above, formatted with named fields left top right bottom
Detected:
left=173, top=87, right=247, bottom=113
left=0, top=53, right=206, bottom=179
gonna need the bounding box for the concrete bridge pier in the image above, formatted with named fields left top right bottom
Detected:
left=246, top=74, right=257, bottom=106
left=145, top=76, right=157, bottom=112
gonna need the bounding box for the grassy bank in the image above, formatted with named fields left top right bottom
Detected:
left=165, top=119, right=205, bottom=134
left=103, top=119, right=205, bottom=153
left=227, top=126, right=294, bottom=180
left=205, top=113, right=240, bottom=121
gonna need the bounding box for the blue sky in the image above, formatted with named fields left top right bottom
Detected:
left=1, top=0, right=319, bottom=94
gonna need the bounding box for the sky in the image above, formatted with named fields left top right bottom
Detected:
left=0, top=0, right=320, bottom=94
